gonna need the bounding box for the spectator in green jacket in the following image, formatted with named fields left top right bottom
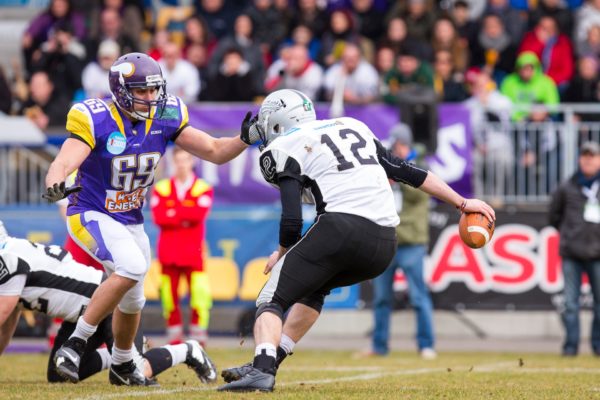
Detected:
left=500, top=51, right=559, bottom=121
left=382, top=44, right=434, bottom=105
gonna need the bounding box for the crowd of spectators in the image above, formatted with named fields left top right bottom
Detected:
left=1, top=0, right=599, bottom=132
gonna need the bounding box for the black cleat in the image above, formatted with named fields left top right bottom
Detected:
left=221, top=362, right=253, bottom=383
left=144, top=377, right=160, bottom=387
left=217, top=366, right=275, bottom=392
left=53, top=337, right=86, bottom=383
left=184, top=340, right=217, bottom=383
left=109, top=360, right=146, bottom=386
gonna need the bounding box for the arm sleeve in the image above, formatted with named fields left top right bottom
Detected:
left=374, top=139, right=428, bottom=188
left=278, top=177, right=304, bottom=248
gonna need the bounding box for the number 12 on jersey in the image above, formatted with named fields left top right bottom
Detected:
left=321, top=129, right=377, bottom=171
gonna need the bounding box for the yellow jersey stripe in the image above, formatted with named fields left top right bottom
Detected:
left=109, top=103, right=125, bottom=136
left=178, top=100, right=189, bottom=131
left=66, top=106, right=95, bottom=149
left=154, top=179, right=171, bottom=196
left=67, top=214, right=98, bottom=254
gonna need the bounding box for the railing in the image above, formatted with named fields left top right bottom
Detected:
left=474, top=104, right=600, bottom=204
left=0, top=146, right=53, bottom=205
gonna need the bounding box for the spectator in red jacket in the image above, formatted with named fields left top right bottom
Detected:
left=519, top=15, right=574, bottom=90
left=151, top=146, right=214, bottom=346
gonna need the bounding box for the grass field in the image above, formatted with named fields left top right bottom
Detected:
left=1, top=349, right=599, bottom=399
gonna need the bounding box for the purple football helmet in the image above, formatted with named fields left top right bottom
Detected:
left=108, top=52, right=167, bottom=120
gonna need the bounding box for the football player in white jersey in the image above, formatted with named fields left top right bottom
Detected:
left=0, top=222, right=217, bottom=385
left=218, top=89, right=496, bottom=392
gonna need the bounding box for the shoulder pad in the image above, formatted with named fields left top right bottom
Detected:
left=154, top=179, right=172, bottom=196
left=67, top=99, right=111, bottom=149
left=191, top=179, right=211, bottom=197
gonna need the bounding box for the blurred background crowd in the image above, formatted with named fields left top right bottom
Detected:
left=2, top=0, right=600, bottom=133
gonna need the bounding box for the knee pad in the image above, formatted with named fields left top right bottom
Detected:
left=256, top=302, right=284, bottom=321
left=298, top=292, right=326, bottom=314
left=118, top=288, right=146, bottom=314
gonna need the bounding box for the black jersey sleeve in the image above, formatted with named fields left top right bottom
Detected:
left=278, top=176, right=304, bottom=248
left=374, top=139, right=428, bottom=188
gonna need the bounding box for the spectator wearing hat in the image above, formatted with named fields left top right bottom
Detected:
left=484, top=0, right=527, bottom=45
left=549, top=141, right=600, bottom=357
left=381, top=44, right=434, bottom=105
left=82, top=39, right=120, bottom=99
left=500, top=51, right=559, bottom=122
left=364, top=122, right=436, bottom=360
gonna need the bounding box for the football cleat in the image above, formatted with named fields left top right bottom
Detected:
left=53, top=337, right=86, bottom=383
left=109, top=359, right=146, bottom=386
left=217, top=366, right=275, bottom=392
left=184, top=340, right=217, bottom=383
left=221, top=362, right=253, bottom=383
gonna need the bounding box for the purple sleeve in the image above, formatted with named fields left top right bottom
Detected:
left=70, top=13, right=87, bottom=40
left=26, top=13, right=53, bottom=40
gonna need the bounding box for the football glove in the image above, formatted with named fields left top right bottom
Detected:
left=42, top=182, right=82, bottom=203
left=240, top=111, right=262, bottom=145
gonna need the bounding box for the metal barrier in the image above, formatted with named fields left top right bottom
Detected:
left=0, top=146, right=53, bottom=205
left=474, top=104, right=600, bottom=204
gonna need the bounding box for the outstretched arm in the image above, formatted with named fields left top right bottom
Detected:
left=175, top=112, right=256, bottom=165
left=175, top=126, right=248, bottom=165
left=45, top=138, right=90, bottom=188
left=375, top=139, right=495, bottom=222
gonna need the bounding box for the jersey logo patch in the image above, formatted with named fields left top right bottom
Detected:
left=260, top=152, right=277, bottom=183
left=0, top=256, right=8, bottom=282
left=107, top=131, right=127, bottom=155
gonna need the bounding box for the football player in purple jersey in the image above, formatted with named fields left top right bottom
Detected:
left=42, top=52, right=259, bottom=385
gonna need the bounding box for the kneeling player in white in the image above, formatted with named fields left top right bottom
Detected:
left=0, top=224, right=216, bottom=385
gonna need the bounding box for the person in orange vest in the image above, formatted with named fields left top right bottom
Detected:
left=150, top=146, right=214, bottom=346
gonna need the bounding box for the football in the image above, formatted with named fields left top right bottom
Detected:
left=459, top=212, right=495, bottom=249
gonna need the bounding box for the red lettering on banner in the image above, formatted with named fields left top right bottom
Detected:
left=429, top=230, right=489, bottom=292
left=538, top=227, right=562, bottom=293
left=490, top=233, right=535, bottom=287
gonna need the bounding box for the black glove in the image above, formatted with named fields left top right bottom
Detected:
left=42, top=182, right=82, bottom=203
left=240, top=111, right=261, bottom=145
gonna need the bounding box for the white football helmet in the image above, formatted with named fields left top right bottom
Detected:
left=255, top=89, right=316, bottom=146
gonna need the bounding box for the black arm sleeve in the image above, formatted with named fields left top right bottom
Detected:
left=374, top=139, right=428, bottom=188
left=278, top=176, right=304, bottom=248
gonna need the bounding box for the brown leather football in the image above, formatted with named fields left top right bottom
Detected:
left=459, top=212, right=495, bottom=249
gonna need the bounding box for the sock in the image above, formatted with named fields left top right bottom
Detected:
left=164, top=343, right=188, bottom=367
left=112, top=345, right=133, bottom=365
left=253, top=343, right=277, bottom=375
left=96, top=347, right=111, bottom=370
left=279, top=334, right=295, bottom=354
left=143, top=348, right=172, bottom=377
left=70, top=316, right=97, bottom=342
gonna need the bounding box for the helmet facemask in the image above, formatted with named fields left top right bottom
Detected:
left=115, top=74, right=168, bottom=121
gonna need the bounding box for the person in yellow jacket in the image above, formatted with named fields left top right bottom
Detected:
left=150, top=147, right=214, bottom=345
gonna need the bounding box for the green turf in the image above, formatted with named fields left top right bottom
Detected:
left=1, top=350, right=599, bottom=399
